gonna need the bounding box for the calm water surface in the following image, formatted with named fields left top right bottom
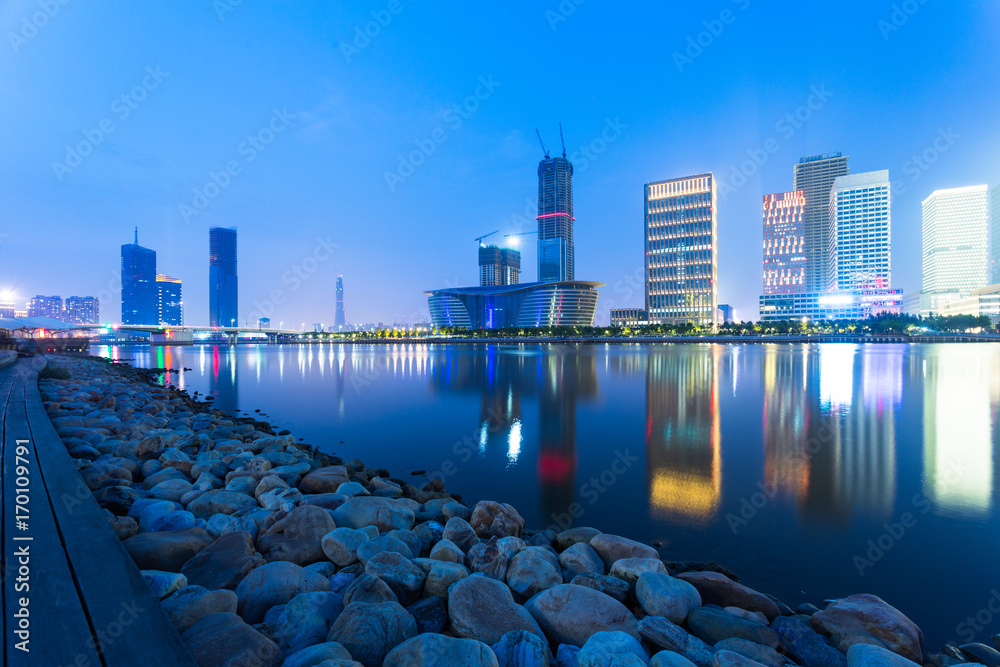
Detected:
left=96, top=342, right=1000, bottom=648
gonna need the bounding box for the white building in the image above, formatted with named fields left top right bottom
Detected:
left=922, top=186, right=989, bottom=308
left=991, top=185, right=1000, bottom=286
left=828, top=171, right=892, bottom=292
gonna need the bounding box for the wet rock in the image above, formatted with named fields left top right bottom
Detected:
left=343, top=573, right=398, bottom=605
left=846, top=644, right=923, bottom=666
left=811, top=594, right=923, bottom=663
left=491, top=629, right=552, bottom=667
left=256, top=505, right=336, bottom=565
left=331, top=496, right=414, bottom=532
left=555, top=526, right=601, bottom=551
left=639, top=616, right=716, bottom=667
left=300, top=466, right=351, bottom=494
left=187, top=489, right=259, bottom=519
left=558, top=542, right=605, bottom=579
left=234, top=561, right=331, bottom=624
left=406, top=595, right=448, bottom=634
left=413, top=558, right=469, bottom=597
left=714, top=638, right=786, bottom=667
left=160, top=585, right=238, bottom=633
left=272, top=591, right=344, bottom=654
left=142, top=570, right=188, bottom=599
left=770, top=616, right=846, bottom=667
left=470, top=500, right=525, bottom=539
left=181, top=611, right=282, bottom=667
left=687, top=607, right=781, bottom=650
left=281, top=641, right=355, bottom=667
left=356, top=535, right=413, bottom=565
left=569, top=573, right=630, bottom=603
left=123, top=527, right=213, bottom=571
left=525, top=583, right=640, bottom=647
left=589, top=533, right=658, bottom=569
left=443, top=516, right=480, bottom=553
left=326, top=601, right=417, bottom=667
left=636, top=572, right=702, bottom=624
left=364, top=551, right=426, bottom=605
left=429, top=538, right=465, bottom=564
left=677, top=572, right=781, bottom=621
left=384, top=633, right=499, bottom=667
left=322, top=527, right=369, bottom=567
left=449, top=574, right=545, bottom=645
left=506, top=547, right=563, bottom=599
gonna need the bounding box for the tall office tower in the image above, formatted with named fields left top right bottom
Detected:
left=156, top=275, right=183, bottom=325
left=922, top=186, right=989, bottom=306
left=209, top=227, right=238, bottom=327
left=479, top=246, right=522, bottom=287
left=991, top=185, right=1000, bottom=286
left=121, top=229, right=158, bottom=325
left=829, top=170, right=892, bottom=292
left=64, top=296, right=99, bottom=324
left=762, top=191, right=807, bottom=295
left=793, top=153, right=850, bottom=292
left=644, top=174, right=718, bottom=327
left=27, top=295, right=64, bottom=319
left=335, top=274, right=346, bottom=328
left=537, top=155, right=574, bottom=282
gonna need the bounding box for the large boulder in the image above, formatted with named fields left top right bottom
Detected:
left=770, top=616, right=846, bottom=667
left=256, top=505, right=335, bottom=565
left=343, top=573, right=398, bottom=605
left=322, top=527, right=370, bottom=567
left=525, top=583, right=640, bottom=647
left=326, top=601, right=417, bottom=667
left=506, top=547, right=562, bottom=599
left=636, top=572, right=702, bottom=624
left=578, top=631, right=649, bottom=667
left=272, top=591, right=344, bottom=654
left=187, top=489, right=259, bottom=519
left=448, top=574, right=545, bottom=645
left=332, top=496, right=414, bottom=532
left=686, top=607, right=781, bottom=650
left=676, top=572, right=780, bottom=621
left=180, top=531, right=265, bottom=590
left=384, top=633, right=499, bottom=667
left=558, top=542, right=605, bottom=579
left=470, top=500, right=525, bottom=539
left=638, top=616, right=716, bottom=667
left=364, top=551, right=426, bottom=605
left=810, top=594, right=923, bottom=663
left=442, top=516, right=480, bottom=553
left=234, top=561, right=331, bottom=624
left=589, top=534, right=659, bottom=569
left=123, top=527, right=214, bottom=572
left=181, top=612, right=282, bottom=667
left=299, top=466, right=350, bottom=494
left=160, top=585, right=238, bottom=633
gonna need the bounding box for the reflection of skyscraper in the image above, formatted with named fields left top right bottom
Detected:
left=923, top=346, right=996, bottom=518
left=209, top=227, right=238, bottom=327
left=335, top=274, right=346, bottom=329
left=537, top=154, right=574, bottom=282
left=121, top=228, right=157, bottom=325
left=645, top=348, right=722, bottom=525
left=762, top=346, right=811, bottom=500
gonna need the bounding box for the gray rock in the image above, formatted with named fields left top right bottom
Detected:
left=638, top=616, right=716, bottom=667
left=770, top=616, right=846, bottom=667
left=235, top=561, right=331, bottom=624
left=712, top=650, right=768, bottom=666
left=321, top=527, right=369, bottom=567
left=443, top=516, right=480, bottom=553
left=578, top=631, right=649, bottom=666
left=181, top=612, right=282, bottom=667
left=257, top=505, right=336, bottom=565
left=272, top=591, right=344, bottom=654
left=160, top=585, right=238, bottom=633
left=123, top=527, right=214, bottom=572
left=364, top=551, right=426, bottom=605
left=187, top=489, right=259, bottom=519
left=406, top=595, right=449, bottom=635
left=715, top=638, right=786, bottom=667
left=570, top=573, right=630, bottom=603
left=468, top=537, right=512, bottom=580
left=491, top=630, right=553, bottom=667
left=845, top=644, right=922, bottom=666
left=650, top=652, right=698, bottom=667
left=142, top=570, right=188, bottom=599
left=280, top=641, right=354, bottom=667
left=677, top=572, right=781, bottom=621
left=326, top=601, right=417, bottom=667
left=687, top=607, right=781, bottom=649
left=960, top=643, right=1000, bottom=666
left=413, top=558, right=469, bottom=597
left=555, top=527, right=601, bottom=551
left=558, top=542, right=605, bottom=579
left=636, top=572, right=702, bottom=624
left=448, top=574, right=545, bottom=645
left=331, top=496, right=414, bottom=532
left=470, top=500, right=525, bottom=539
left=525, top=583, right=640, bottom=648
left=384, top=633, right=499, bottom=666
left=810, top=594, right=923, bottom=664
left=556, top=644, right=580, bottom=667
left=150, top=510, right=196, bottom=533
left=343, top=573, right=397, bottom=605
left=337, top=481, right=370, bottom=497
left=356, top=535, right=412, bottom=565
left=610, top=557, right=669, bottom=590
left=506, top=547, right=562, bottom=599
left=181, top=530, right=266, bottom=590
left=429, top=538, right=465, bottom=563
left=589, top=533, right=659, bottom=569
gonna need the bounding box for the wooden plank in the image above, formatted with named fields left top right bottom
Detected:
left=25, top=372, right=198, bottom=666
left=3, top=366, right=102, bottom=667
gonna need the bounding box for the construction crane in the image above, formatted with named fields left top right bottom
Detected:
left=535, top=129, right=550, bottom=159
left=475, top=230, right=499, bottom=246
left=559, top=122, right=566, bottom=157
left=503, top=231, right=537, bottom=238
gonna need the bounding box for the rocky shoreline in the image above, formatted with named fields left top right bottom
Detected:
left=38, top=354, right=998, bottom=667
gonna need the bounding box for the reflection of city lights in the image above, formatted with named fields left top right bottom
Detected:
left=507, top=418, right=521, bottom=464
left=479, top=421, right=488, bottom=453
left=820, top=344, right=855, bottom=411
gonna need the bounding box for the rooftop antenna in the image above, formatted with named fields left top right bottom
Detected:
left=134, top=226, right=138, bottom=244
left=535, top=129, right=550, bottom=159
left=559, top=122, right=566, bottom=157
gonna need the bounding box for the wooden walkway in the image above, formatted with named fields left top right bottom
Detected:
left=1, top=358, right=196, bottom=666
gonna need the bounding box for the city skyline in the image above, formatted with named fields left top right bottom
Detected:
left=2, top=3, right=999, bottom=324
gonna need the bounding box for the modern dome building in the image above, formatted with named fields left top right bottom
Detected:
left=425, top=281, right=604, bottom=330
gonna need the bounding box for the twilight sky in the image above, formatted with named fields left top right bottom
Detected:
left=1, top=1, right=998, bottom=325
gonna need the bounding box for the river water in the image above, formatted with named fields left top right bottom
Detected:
left=94, top=342, right=1000, bottom=648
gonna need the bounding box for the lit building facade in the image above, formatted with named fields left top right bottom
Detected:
left=209, top=227, right=238, bottom=327
left=426, top=281, right=603, bottom=330
left=645, top=173, right=718, bottom=326
left=28, top=295, right=64, bottom=319
left=121, top=230, right=158, bottom=325
left=479, top=246, right=521, bottom=286
left=64, top=296, right=99, bottom=324
left=762, top=191, right=807, bottom=295
left=794, top=153, right=850, bottom=292
left=922, top=186, right=989, bottom=306
left=939, top=283, right=1000, bottom=324
left=335, top=274, right=346, bottom=329
left=829, top=170, right=892, bottom=292
left=156, top=275, right=183, bottom=326
left=537, top=156, right=574, bottom=282
left=610, top=308, right=649, bottom=327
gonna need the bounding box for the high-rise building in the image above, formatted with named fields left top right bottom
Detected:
left=922, top=186, right=989, bottom=309
left=209, top=227, right=238, bottom=327
left=644, top=173, right=718, bottom=327
left=64, top=296, right=99, bottom=325
left=0, top=297, right=15, bottom=318
left=156, top=275, right=183, bottom=325
left=335, top=274, right=346, bottom=329
left=28, top=295, right=64, bottom=319
left=793, top=153, right=850, bottom=292
left=991, top=185, right=1000, bottom=286
left=537, top=155, right=574, bottom=282
left=829, top=170, right=892, bottom=292
left=479, top=246, right=522, bottom=287
left=762, top=191, right=807, bottom=295
left=121, top=229, right=158, bottom=325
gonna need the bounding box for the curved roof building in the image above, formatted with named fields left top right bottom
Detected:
left=425, top=281, right=604, bottom=329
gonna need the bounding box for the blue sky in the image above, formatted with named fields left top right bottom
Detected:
left=1, top=1, right=998, bottom=325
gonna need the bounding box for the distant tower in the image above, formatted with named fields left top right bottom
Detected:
left=209, top=227, right=238, bottom=327
left=335, top=274, right=346, bottom=329
left=121, top=229, right=157, bottom=325
left=479, top=246, right=521, bottom=286
left=537, top=127, right=574, bottom=283
left=793, top=153, right=850, bottom=292
left=922, top=185, right=989, bottom=301
left=156, top=275, right=183, bottom=326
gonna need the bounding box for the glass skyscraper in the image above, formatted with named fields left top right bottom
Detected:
left=537, top=155, right=574, bottom=282
left=335, top=274, right=346, bottom=329
left=644, top=173, right=718, bottom=327
left=209, top=227, right=238, bottom=327
left=793, top=153, right=850, bottom=292
left=922, top=185, right=989, bottom=300
left=156, top=274, right=183, bottom=325
left=121, top=229, right=158, bottom=325
left=762, top=191, right=807, bottom=295
left=829, top=170, right=892, bottom=292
